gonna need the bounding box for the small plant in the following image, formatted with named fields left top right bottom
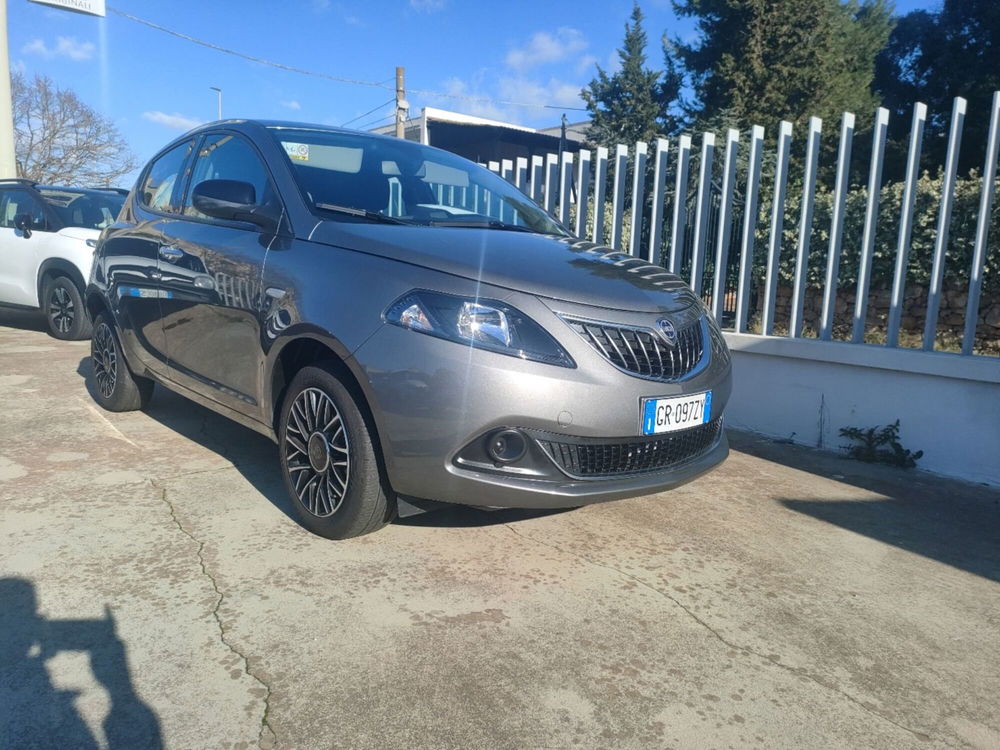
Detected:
left=839, top=420, right=923, bottom=468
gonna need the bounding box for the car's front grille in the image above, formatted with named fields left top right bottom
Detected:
left=534, top=418, right=723, bottom=478
left=561, top=316, right=705, bottom=381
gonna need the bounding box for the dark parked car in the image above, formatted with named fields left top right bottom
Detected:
left=86, top=120, right=731, bottom=539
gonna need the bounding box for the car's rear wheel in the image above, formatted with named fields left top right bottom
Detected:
left=278, top=364, right=395, bottom=539
left=44, top=276, right=91, bottom=341
left=90, top=313, right=154, bottom=412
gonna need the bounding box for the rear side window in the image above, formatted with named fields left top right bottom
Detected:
left=184, top=133, right=274, bottom=220
left=140, top=140, right=194, bottom=214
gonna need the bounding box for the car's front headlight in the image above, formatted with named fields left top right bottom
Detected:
left=385, top=290, right=575, bottom=368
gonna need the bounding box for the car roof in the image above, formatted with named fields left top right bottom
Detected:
left=181, top=118, right=412, bottom=146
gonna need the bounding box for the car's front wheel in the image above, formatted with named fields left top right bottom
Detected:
left=89, top=313, right=154, bottom=412
left=278, top=364, right=395, bottom=539
left=44, top=276, right=91, bottom=340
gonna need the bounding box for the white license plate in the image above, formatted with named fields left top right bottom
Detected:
left=641, top=392, right=712, bottom=435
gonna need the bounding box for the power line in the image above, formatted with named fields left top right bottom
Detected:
left=341, top=98, right=395, bottom=127
left=106, top=6, right=588, bottom=112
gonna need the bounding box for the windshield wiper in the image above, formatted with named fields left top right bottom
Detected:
left=429, top=218, right=538, bottom=233
left=315, top=202, right=410, bottom=225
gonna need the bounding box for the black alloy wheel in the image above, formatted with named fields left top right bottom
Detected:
left=278, top=364, right=395, bottom=539
left=43, top=276, right=91, bottom=340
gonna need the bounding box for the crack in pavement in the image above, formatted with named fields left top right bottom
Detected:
left=501, top=523, right=942, bottom=747
left=152, top=479, right=276, bottom=749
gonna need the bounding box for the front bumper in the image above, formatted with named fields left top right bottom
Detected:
left=351, top=294, right=732, bottom=509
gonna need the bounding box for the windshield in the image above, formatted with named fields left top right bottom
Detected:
left=269, top=127, right=569, bottom=236
left=37, top=189, right=125, bottom=230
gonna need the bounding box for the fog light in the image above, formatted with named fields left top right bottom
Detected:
left=486, top=429, right=526, bottom=464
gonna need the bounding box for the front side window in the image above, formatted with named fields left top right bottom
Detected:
left=268, top=127, right=568, bottom=236
left=140, top=140, right=194, bottom=214
left=0, top=189, right=49, bottom=231
left=184, top=133, right=274, bottom=220
left=37, top=189, right=125, bottom=230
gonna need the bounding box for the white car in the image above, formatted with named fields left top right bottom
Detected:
left=0, top=180, right=126, bottom=339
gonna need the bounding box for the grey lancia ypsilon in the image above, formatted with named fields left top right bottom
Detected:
left=86, top=120, right=731, bottom=539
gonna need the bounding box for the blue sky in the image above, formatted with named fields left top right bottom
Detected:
left=9, top=0, right=939, bottom=185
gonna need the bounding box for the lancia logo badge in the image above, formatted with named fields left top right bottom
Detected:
left=657, top=318, right=678, bottom=345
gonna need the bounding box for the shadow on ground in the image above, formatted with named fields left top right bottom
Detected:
left=0, top=307, right=48, bottom=334
left=728, top=431, right=1000, bottom=583
left=74, top=357, right=567, bottom=531
left=0, top=578, right=163, bottom=749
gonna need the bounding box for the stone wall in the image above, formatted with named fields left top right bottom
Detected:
left=758, top=284, right=1000, bottom=343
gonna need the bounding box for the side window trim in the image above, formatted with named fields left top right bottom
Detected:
left=137, top=138, right=197, bottom=216
left=177, top=134, right=208, bottom=212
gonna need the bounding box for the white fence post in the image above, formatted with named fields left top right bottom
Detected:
left=736, top=125, right=765, bottom=333
left=790, top=116, right=822, bottom=338
left=648, top=138, right=670, bottom=265
left=515, top=156, right=528, bottom=192
left=819, top=112, right=855, bottom=340
left=711, top=129, right=739, bottom=321
left=559, top=151, right=574, bottom=227
left=763, top=121, right=792, bottom=335
left=963, top=91, right=1000, bottom=355
left=610, top=144, right=628, bottom=250
left=530, top=155, right=544, bottom=203
left=628, top=141, right=648, bottom=257
left=923, top=97, right=967, bottom=350
left=575, top=149, right=591, bottom=238
left=852, top=107, right=889, bottom=343
left=887, top=102, right=927, bottom=348
left=668, top=134, right=692, bottom=275
left=544, top=153, right=558, bottom=215
left=592, top=146, right=608, bottom=245
left=690, top=132, right=716, bottom=295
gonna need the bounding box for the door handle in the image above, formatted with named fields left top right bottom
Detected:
left=158, top=246, right=184, bottom=262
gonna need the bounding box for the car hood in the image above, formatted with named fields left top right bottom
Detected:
left=307, top=222, right=698, bottom=313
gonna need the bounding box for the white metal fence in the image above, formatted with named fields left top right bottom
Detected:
left=489, top=92, right=1000, bottom=359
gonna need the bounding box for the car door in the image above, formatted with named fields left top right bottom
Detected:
left=0, top=187, right=57, bottom=306
left=101, top=139, right=196, bottom=374
left=156, top=131, right=280, bottom=419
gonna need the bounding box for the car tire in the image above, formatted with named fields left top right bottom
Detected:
left=89, top=313, right=154, bottom=412
left=44, top=275, right=92, bottom=341
left=278, top=363, right=396, bottom=540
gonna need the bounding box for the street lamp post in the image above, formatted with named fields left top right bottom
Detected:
left=209, top=86, right=222, bottom=121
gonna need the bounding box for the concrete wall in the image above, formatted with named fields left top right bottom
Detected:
left=722, top=332, right=1000, bottom=486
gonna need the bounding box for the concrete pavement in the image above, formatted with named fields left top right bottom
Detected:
left=1, top=307, right=998, bottom=749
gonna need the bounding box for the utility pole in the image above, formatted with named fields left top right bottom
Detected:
left=395, top=66, right=407, bottom=139
left=0, top=0, right=18, bottom=177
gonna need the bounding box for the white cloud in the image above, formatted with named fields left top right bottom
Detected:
left=281, top=100, right=302, bottom=110
left=410, top=0, right=446, bottom=12
left=497, top=76, right=584, bottom=110
left=576, top=54, right=598, bottom=75
left=142, top=111, right=203, bottom=131
left=505, top=28, right=587, bottom=73
left=22, top=36, right=95, bottom=61
left=605, top=50, right=622, bottom=75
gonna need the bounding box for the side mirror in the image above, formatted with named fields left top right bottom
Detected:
left=13, top=213, right=33, bottom=238
left=191, top=180, right=278, bottom=231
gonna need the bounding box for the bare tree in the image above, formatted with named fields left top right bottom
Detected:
left=12, top=72, right=137, bottom=186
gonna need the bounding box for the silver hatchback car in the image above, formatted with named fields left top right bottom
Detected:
left=86, top=121, right=731, bottom=539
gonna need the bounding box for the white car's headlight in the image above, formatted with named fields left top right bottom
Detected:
left=386, top=290, right=574, bottom=368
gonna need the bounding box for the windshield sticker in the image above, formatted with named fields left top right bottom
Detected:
left=283, top=142, right=310, bottom=162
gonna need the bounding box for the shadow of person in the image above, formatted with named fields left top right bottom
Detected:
left=0, top=578, right=163, bottom=749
